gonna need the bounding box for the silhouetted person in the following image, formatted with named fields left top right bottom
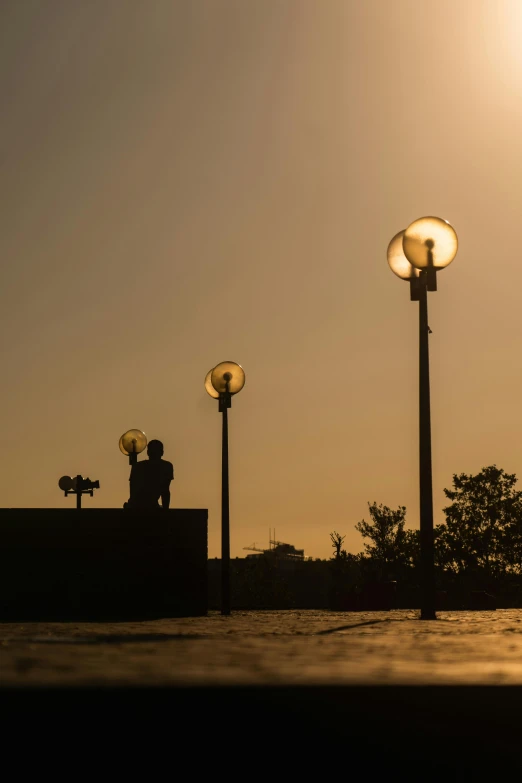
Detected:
left=126, top=439, right=174, bottom=510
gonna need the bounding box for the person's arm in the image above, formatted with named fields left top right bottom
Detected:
left=160, top=463, right=174, bottom=509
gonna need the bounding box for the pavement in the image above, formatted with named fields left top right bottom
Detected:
left=2, top=610, right=521, bottom=773
left=1, top=609, right=521, bottom=686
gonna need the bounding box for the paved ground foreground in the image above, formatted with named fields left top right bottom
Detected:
left=2, top=610, right=521, bottom=773
left=1, top=609, right=521, bottom=686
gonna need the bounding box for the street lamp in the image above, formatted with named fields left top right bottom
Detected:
left=205, top=361, right=246, bottom=616
left=387, top=217, right=458, bottom=620
left=119, top=429, right=148, bottom=466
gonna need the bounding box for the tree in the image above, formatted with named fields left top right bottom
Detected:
left=355, top=503, right=409, bottom=578
left=330, top=531, right=346, bottom=560
left=440, top=465, right=522, bottom=579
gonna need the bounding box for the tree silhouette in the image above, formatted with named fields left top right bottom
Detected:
left=330, top=531, right=346, bottom=560
left=439, top=465, right=522, bottom=578
left=355, top=503, right=409, bottom=579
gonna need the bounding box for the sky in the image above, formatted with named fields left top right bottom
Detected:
left=1, top=0, right=521, bottom=560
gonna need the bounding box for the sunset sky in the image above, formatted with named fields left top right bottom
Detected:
left=1, top=0, right=521, bottom=560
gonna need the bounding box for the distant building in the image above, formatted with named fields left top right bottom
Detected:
left=243, top=539, right=307, bottom=561
left=207, top=540, right=328, bottom=610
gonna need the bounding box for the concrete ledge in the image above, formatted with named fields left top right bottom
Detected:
left=0, top=508, right=208, bottom=620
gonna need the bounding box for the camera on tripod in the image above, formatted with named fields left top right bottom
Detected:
left=58, top=475, right=100, bottom=508
left=79, top=478, right=100, bottom=491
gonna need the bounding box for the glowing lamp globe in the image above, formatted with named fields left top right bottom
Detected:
left=205, top=369, right=220, bottom=399
left=387, top=230, right=421, bottom=280
left=402, top=216, right=458, bottom=270
left=119, top=429, right=147, bottom=456
left=210, top=361, right=245, bottom=395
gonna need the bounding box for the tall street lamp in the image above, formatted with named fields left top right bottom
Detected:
left=205, top=361, right=246, bottom=616
left=387, top=217, right=458, bottom=620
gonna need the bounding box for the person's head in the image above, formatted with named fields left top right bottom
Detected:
left=147, top=440, right=164, bottom=460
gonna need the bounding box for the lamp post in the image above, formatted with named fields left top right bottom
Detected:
left=119, top=429, right=148, bottom=466
left=205, top=361, right=246, bottom=616
left=387, top=217, right=458, bottom=620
